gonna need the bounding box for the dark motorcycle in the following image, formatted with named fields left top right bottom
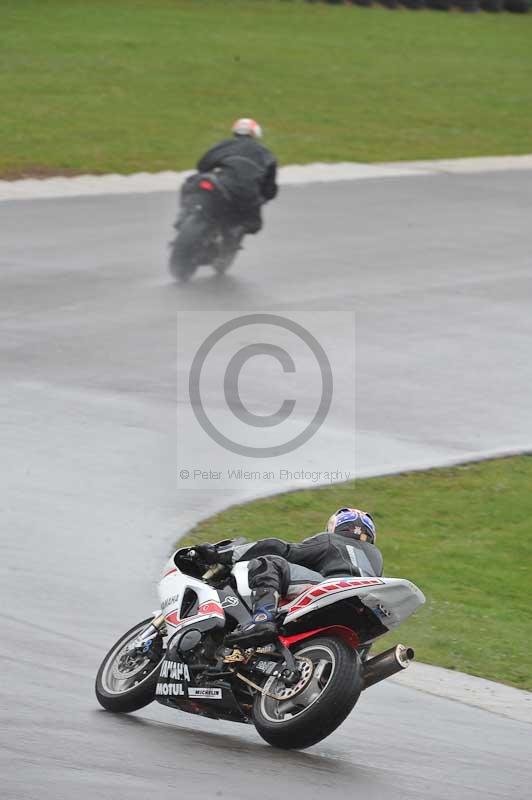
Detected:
left=95, top=543, right=424, bottom=750
left=169, top=174, right=245, bottom=282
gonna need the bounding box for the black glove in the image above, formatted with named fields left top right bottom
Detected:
left=192, top=543, right=223, bottom=565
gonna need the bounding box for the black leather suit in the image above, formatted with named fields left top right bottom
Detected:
left=232, top=532, right=383, bottom=606
left=196, top=135, right=278, bottom=233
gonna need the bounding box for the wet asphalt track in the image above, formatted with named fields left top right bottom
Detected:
left=1, top=171, right=531, bottom=799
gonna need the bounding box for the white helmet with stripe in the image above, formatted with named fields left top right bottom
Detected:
left=327, top=507, right=377, bottom=544
left=231, top=118, right=263, bottom=139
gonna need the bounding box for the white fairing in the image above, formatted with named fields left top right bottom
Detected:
left=280, top=576, right=425, bottom=630
left=231, top=561, right=252, bottom=604
left=157, top=552, right=423, bottom=638
left=355, top=579, right=425, bottom=629
left=158, top=554, right=225, bottom=633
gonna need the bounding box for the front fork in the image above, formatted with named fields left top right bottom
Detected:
left=129, top=614, right=166, bottom=655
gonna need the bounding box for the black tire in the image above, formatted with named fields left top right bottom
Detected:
left=213, top=243, right=240, bottom=275
left=95, top=619, right=164, bottom=713
left=168, top=214, right=209, bottom=282
left=253, top=636, right=363, bottom=750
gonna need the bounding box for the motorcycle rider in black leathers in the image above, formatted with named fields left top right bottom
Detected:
left=188, top=117, right=278, bottom=241
left=195, top=507, right=383, bottom=647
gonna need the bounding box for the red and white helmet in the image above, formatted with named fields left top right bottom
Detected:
left=326, top=507, right=377, bottom=544
left=231, top=118, right=263, bottom=139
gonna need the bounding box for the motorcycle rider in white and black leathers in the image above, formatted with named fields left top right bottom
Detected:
left=194, top=507, right=383, bottom=648
left=184, top=117, right=278, bottom=243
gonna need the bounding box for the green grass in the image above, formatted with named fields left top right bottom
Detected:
left=2, top=0, right=532, bottom=178
left=182, top=456, right=532, bottom=690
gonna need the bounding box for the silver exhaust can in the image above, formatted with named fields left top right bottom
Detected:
left=362, top=644, right=415, bottom=690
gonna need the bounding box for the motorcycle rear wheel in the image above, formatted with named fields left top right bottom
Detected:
left=212, top=230, right=243, bottom=275
left=212, top=248, right=238, bottom=275
left=169, top=213, right=209, bottom=282
left=95, top=618, right=164, bottom=713
left=253, top=635, right=362, bottom=750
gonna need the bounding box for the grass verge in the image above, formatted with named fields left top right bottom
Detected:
left=182, top=456, right=532, bottom=690
left=3, top=0, right=532, bottom=178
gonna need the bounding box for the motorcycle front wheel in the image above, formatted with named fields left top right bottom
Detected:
left=95, top=618, right=164, bottom=713
left=253, top=635, right=362, bottom=750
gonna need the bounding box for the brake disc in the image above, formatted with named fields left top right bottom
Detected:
left=112, top=646, right=149, bottom=680
left=236, top=656, right=314, bottom=700
left=268, top=656, right=314, bottom=701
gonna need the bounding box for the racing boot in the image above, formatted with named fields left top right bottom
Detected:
left=224, top=591, right=279, bottom=648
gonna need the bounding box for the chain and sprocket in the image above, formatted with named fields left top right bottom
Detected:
left=223, top=647, right=314, bottom=701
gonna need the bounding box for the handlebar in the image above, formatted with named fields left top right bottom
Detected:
left=177, top=547, right=228, bottom=583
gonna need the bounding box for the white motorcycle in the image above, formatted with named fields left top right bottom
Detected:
left=95, top=542, right=425, bottom=749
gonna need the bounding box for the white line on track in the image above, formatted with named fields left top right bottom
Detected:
left=1, top=154, right=532, bottom=202
left=391, top=662, right=532, bottom=725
